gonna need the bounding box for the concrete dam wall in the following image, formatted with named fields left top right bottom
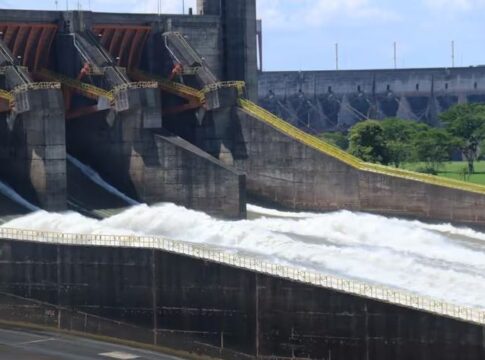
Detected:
left=0, top=230, right=483, bottom=360
left=234, top=101, right=485, bottom=226
left=258, top=68, right=485, bottom=131
left=1, top=2, right=485, bottom=358
left=2, top=4, right=484, bottom=226
left=0, top=5, right=252, bottom=218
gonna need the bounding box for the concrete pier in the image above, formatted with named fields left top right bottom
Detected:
left=0, top=39, right=66, bottom=211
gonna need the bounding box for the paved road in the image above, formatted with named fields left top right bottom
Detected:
left=0, top=326, right=183, bottom=360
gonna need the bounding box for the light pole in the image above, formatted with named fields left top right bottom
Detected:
left=393, top=41, right=397, bottom=69
left=451, top=40, right=455, bottom=68
left=335, top=43, right=339, bottom=71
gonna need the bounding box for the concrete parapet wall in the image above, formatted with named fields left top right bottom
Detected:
left=0, top=236, right=483, bottom=359
left=234, top=107, right=485, bottom=226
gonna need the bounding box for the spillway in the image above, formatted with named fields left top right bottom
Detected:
left=3, top=201, right=484, bottom=311
left=0, top=179, right=37, bottom=223
left=66, top=155, right=139, bottom=218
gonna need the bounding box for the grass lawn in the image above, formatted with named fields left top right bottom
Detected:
left=402, top=161, right=485, bottom=186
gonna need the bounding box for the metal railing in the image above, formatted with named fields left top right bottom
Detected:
left=12, top=82, right=61, bottom=94
left=0, top=227, right=483, bottom=326
left=131, top=70, right=205, bottom=103
left=0, top=89, right=14, bottom=103
left=163, top=32, right=204, bottom=66
left=158, top=79, right=205, bottom=102
left=111, top=81, right=158, bottom=94
left=0, top=66, right=29, bottom=75
left=38, top=69, right=113, bottom=101
left=202, top=81, right=246, bottom=96
left=239, top=98, right=485, bottom=195
left=130, top=71, right=245, bottom=103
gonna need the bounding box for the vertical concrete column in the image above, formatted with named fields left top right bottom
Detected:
left=200, top=0, right=258, bottom=100
left=200, top=86, right=240, bottom=164
left=221, top=0, right=258, bottom=101
left=0, top=87, right=67, bottom=211
left=19, top=89, right=67, bottom=210
left=196, top=0, right=221, bottom=15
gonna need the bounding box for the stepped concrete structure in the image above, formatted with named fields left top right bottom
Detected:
left=0, top=2, right=484, bottom=359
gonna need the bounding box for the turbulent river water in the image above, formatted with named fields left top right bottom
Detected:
left=1, top=157, right=485, bottom=311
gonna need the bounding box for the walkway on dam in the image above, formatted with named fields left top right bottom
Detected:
left=0, top=326, right=181, bottom=360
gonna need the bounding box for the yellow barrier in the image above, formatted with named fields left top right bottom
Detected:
left=111, top=81, right=158, bottom=95
left=12, top=82, right=61, bottom=93
left=239, top=98, right=485, bottom=195
left=201, top=81, right=246, bottom=97
left=0, top=89, right=14, bottom=103
left=130, top=70, right=205, bottom=102
left=131, top=72, right=245, bottom=102
left=157, top=79, right=205, bottom=102
left=39, top=69, right=114, bottom=101
left=1, top=83, right=61, bottom=107
left=0, top=227, right=483, bottom=326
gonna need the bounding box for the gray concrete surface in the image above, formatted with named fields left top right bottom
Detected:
left=259, top=67, right=485, bottom=131
left=233, top=107, right=485, bottom=226
left=0, top=41, right=66, bottom=211
left=0, top=239, right=483, bottom=360
left=0, top=326, right=182, bottom=360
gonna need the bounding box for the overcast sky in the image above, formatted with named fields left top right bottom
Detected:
left=3, top=0, right=485, bottom=71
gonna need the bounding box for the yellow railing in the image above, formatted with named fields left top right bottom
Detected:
left=202, top=81, right=246, bottom=97
left=239, top=98, right=485, bottom=195
left=0, top=227, right=483, bottom=326
left=38, top=69, right=114, bottom=101
left=0, top=89, right=14, bottom=103
left=111, top=81, right=158, bottom=95
left=131, top=72, right=246, bottom=102
left=130, top=70, right=205, bottom=102
left=1, top=83, right=61, bottom=107
left=157, top=78, right=205, bottom=102
left=12, top=82, right=61, bottom=94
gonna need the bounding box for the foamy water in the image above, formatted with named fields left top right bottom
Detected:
left=3, top=202, right=485, bottom=310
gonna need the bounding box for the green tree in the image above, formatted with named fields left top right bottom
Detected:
left=440, top=103, right=485, bottom=173
left=348, top=120, right=390, bottom=164
left=413, top=128, right=456, bottom=171
left=320, top=131, right=349, bottom=150
left=380, top=118, right=428, bottom=167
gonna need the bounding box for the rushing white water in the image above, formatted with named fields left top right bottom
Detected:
left=0, top=180, right=39, bottom=212
left=67, top=155, right=140, bottom=206
left=3, top=202, right=485, bottom=311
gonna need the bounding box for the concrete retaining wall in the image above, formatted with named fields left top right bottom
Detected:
left=0, top=238, right=483, bottom=359
left=234, top=108, right=485, bottom=226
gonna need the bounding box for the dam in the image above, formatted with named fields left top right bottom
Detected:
left=258, top=67, right=485, bottom=131
left=0, top=0, right=483, bottom=359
